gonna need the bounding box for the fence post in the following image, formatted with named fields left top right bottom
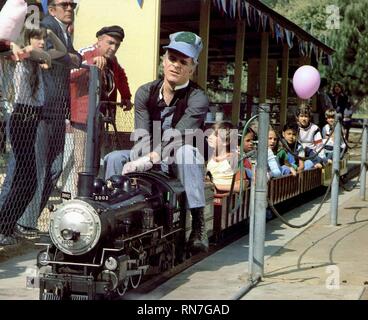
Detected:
left=85, top=66, right=100, bottom=174
left=247, top=163, right=256, bottom=278
left=360, top=119, right=368, bottom=200
left=251, top=103, right=269, bottom=278
left=330, top=113, right=341, bottom=226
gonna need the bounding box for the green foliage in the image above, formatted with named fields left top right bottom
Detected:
left=262, top=0, right=289, bottom=8
left=272, top=0, right=332, bottom=42
left=270, top=0, right=368, bottom=98
left=327, top=1, right=368, bottom=97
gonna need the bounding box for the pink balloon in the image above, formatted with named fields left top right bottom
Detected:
left=292, top=65, right=321, bottom=99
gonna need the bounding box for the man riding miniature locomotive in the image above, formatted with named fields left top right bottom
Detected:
left=105, top=31, right=210, bottom=253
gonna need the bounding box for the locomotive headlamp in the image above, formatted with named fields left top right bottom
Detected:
left=49, top=200, right=102, bottom=256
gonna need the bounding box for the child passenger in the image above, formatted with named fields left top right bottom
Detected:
left=322, top=108, right=335, bottom=139
left=267, top=128, right=283, bottom=178
left=321, top=108, right=346, bottom=160
left=297, top=105, right=327, bottom=169
left=207, top=122, right=243, bottom=192
left=240, top=127, right=255, bottom=180
left=277, top=122, right=314, bottom=174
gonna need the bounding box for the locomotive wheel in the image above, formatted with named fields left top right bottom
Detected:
left=158, top=243, right=175, bottom=272
left=158, top=252, right=169, bottom=272
left=117, top=277, right=129, bottom=296
left=130, top=269, right=143, bottom=289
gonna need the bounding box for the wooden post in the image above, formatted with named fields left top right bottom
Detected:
left=259, top=32, right=269, bottom=104
left=232, top=19, right=246, bottom=126
left=198, top=0, right=211, bottom=92
left=280, top=43, right=289, bottom=128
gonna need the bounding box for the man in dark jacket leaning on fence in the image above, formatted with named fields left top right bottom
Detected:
left=37, top=0, right=81, bottom=208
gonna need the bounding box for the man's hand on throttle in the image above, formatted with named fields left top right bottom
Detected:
left=122, top=156, right=153, bottom=174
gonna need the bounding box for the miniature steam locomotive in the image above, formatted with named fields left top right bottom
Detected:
left=31, top=171, right=206, bottom=300
left=28, top=158, right=351, bottom=300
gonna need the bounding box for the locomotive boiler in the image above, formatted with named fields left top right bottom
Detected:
left=31, top=171, right=191, bottom=300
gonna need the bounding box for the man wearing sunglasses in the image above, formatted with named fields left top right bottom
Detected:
left=42, top=0, right=80, bottom=67
left=33, top=0, right=82, bottom=217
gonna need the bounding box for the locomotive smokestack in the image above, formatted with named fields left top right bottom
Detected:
left=77, top=172, right=95, bottom=198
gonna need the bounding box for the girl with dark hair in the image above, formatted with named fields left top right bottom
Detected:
left=207, top=122, right=241, bottom=192
left=0, top=27, right=66, bottom=245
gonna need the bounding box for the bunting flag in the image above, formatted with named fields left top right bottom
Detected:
left=299, top=41, right=305, bottom=56
left=213, top=0, right=222, bottom=13
left=137, top=0, right=143, bottom=8
left=221, top=0, right=227, bottom=13
left=256, top=10, right=262, bottom=31
left=211, top=0, right=331, bottom=62
left=284, top=29, right=294, bottom=48
left=251, top=5, right=257, bottom=27
left=261, top=12, right=268, bottom=31
left=41, top=0, right=48, bottom=14
left=275, top=23, right=282, bottom=43
left=237, top=0, right=242, bottom=19
left=231, top=0, right=236, bottom=19
left=244, top=2, right=251, bottom=25
left=308, top=42, right=313, bottom=57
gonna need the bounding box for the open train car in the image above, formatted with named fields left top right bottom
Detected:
left=211, top=156, right=350, bottom=239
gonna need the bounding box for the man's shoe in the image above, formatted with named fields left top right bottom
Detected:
left=188, top=207, right=209, bottom=253
left=0, top=234, right=17, bottom=246
left=15, top=225, right=39, bottom=239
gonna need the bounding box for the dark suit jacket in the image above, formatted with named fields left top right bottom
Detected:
left=41, top=14, right=81, bottom=66
left=40, top=15, right=82, bottom=118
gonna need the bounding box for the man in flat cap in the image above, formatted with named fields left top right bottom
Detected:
left=105, top=31, right=210, bottom=253
left=70, top=25, right=132, bottom=193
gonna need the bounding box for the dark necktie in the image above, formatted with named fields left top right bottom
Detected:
left=66, top=32, right=72, bottom=49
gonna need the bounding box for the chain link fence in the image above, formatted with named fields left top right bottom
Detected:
left=0, top=54, right=134, bottom=243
